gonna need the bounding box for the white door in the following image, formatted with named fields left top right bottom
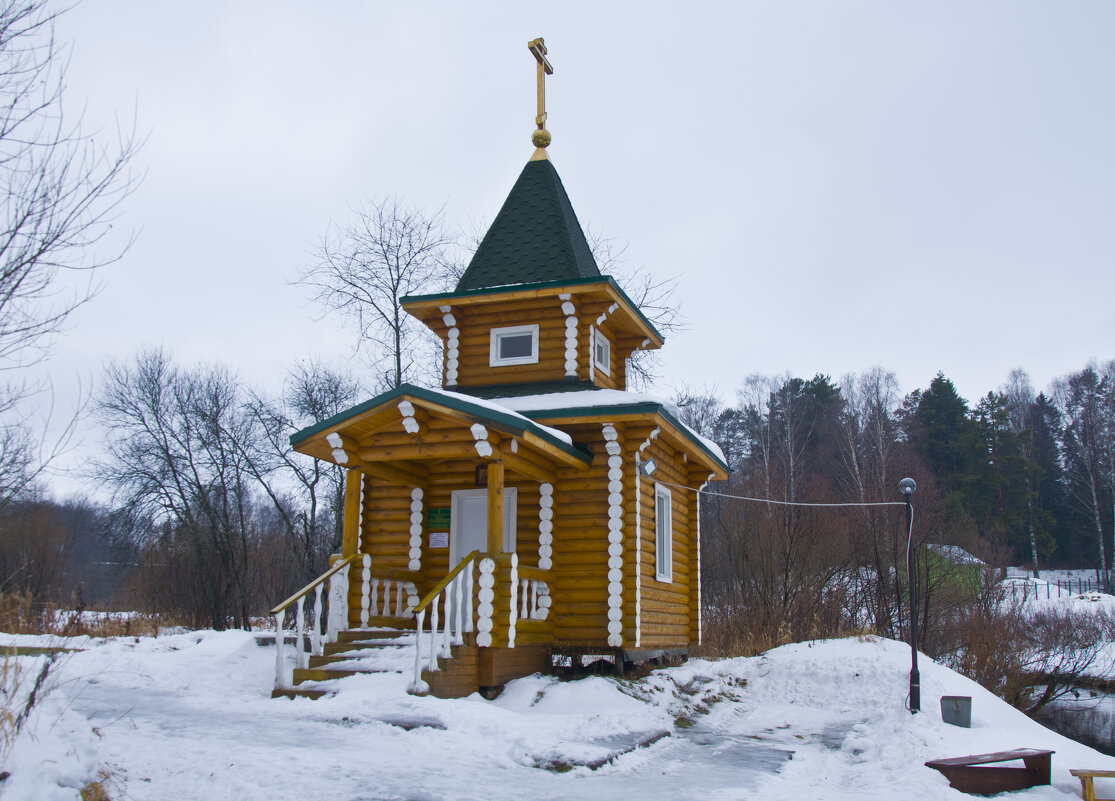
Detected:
left=450, top=488, right=517, bottom=564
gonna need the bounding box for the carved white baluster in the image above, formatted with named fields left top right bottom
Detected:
left=311, top=584, right=323, bottom=655
left=453, top=574, right=463, bottom=645
left=410, top=608, right=428, bottom=694
left=372, top=578, right=381, bottom=617
left=429, top=596, right=440, bottom=671
left=295, top=597, right=307, bottom=670
left=274, top=612, right=285, bottom=689
left=530, top=581, right=538, bottom=619
left=395, top=581, right=404, bottom=616
left=465, top=560, right=475, bottom=633
left=360, top=554, right=372, bottom=627
left=327, top=565, right=349, bottom=642
left=521, top=579, right=529, bottom=618
left=441, top=585, right=453, bottom=657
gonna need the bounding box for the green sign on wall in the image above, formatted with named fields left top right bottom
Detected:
left=427, top=507, right=451, bottom=530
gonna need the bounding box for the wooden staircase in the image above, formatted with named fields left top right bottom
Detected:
left=272, top=616, right=415, bottom=699
left=269, top=552, right=555, bottom=700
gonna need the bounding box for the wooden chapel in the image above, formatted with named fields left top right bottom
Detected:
left=272, top=38, right=728, bottom=699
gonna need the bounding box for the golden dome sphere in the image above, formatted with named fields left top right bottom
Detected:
left=531, top=128, right=551, bottom=148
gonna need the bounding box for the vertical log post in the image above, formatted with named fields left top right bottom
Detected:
left=487, top=459, right=505, bottom=553
left=342, top=470, right=362, bottom=557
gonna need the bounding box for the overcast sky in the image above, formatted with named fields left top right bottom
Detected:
left=32, top=1, right=1115, bottom=490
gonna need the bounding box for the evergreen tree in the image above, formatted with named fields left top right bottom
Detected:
left=1028, top=393, right=1068, bottom=561
left=973, top=391, right=1036, bottom=561
left=908, top=373, right=988, bottom=518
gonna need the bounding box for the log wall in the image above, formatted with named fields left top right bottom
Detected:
left=434, top=295, right=633, bottom=391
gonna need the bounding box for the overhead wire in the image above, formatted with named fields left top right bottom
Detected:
left=651, top=479, right=907, bottom=509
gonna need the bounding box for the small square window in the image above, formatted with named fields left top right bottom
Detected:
left=593, top=329, right=611, bottom=375
left=490, top=324, right=539, bottom=366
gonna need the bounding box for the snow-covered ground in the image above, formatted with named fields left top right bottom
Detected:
left=5, top=630, right=1115, bottom=800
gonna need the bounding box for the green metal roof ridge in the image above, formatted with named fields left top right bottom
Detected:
left=402, top=275, right=664, bottom=344
left=289, top=383, right=593, bottom=464
left=515, top=402, right=729, bottom=473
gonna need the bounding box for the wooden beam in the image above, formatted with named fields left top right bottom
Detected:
left=341, top=470, right=362, bottom=557
left=357, top=459, right=428, bottom=487
left=501, top=452, right=556, bottom=483
left=487, top=460, right=505, bottom=553
left=357, top=442, right=476, bottom=462
left=519, top=431, right=591, bottom=470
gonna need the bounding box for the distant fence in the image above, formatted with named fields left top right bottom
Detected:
left=1005, top=578, right=1105, bottom=601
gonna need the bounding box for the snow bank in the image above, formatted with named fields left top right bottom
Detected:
left=4, top=632, right=1114, bottom=800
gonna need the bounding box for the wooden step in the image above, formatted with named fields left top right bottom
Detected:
left=293, top=666, right=373, bottom=683
left=337, top=628, right=414, bottom=641
left=321, top=638, right=413, bottom=656
left=307, top=645, right=411, bottom=668
left=340, top=616, right=415, bottom=633
left=272, top=687, right=329, bottom=700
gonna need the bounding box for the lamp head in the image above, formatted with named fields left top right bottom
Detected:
left=899, top=477, right=917, bottom=496
left=641, top=457, right=658, bottom=477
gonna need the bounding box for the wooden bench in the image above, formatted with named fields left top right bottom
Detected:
left=1070, top=769, right=1115, bottom=801
left=925, top=748, right=1054, bottom=794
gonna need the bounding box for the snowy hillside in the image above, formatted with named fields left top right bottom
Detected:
left=5, top=632, right=1115, bottom=800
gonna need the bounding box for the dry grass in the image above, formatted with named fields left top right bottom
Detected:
left=695, top=605, right=877, bottom=659
left=0, top=591, right=188, bottom=638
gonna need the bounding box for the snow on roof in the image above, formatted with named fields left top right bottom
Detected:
left=421, top=385, right=574, bottom=447
left=927, top=544, right=987, bottom=566
left=492, top=388, right=728, bottom=467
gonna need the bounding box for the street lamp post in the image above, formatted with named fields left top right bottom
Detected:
left=900, top=477, right=919, bottom=714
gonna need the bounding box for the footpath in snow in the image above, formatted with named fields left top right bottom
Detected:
left=5, top=631, right=1115, bottom=800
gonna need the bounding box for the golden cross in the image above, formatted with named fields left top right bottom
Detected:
left=528, top=38, right=553, bottom=133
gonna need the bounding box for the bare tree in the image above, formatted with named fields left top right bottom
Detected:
left=1054, top=366, right=1111, bottom=588
left=1000, top=367, right=1041, bottom=576
left=94, top=349, right=266, bottom=629
left=295, top=196, right=456, bottom=390
left=0, top=0, right=138, bottom=507
left=585, top=225, right=684, bottom=389
left=243, top=358, right=363, bottom=584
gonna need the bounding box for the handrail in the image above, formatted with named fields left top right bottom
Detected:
left=517, top=565, right=552, bottom=582
left=270, top=554, right=358, bottom=616
left=414, top=550, right=481, bottom=613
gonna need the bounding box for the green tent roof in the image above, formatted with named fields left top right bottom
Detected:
left=456, top=157, right=601, bottom=291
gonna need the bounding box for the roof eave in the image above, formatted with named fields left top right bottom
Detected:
left=516, top=402, right=729, bottom=477
left=289, top=383, right=593, bottom=468
left=401, top=275, right=664, bottom=348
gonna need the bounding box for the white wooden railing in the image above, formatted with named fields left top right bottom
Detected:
left=271, top=553, right=420, bottom=691
left=408, top=555, right=555, bottom=694
left=518, top=570, right=551, bottom=621
left=271, top=554, right=358, bottom=689
left=409, top=551, right=478, bottom=694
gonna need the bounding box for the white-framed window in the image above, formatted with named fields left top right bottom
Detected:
left=593, top=327, right=611, bottom=375
left=655, top=483, right=672, bottom=582
left=489, top=324, right=539, bottom=366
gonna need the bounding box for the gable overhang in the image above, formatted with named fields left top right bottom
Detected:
left=290, top=384, right=593, bottom=486
left=401, top=276, right=664, bottom=351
